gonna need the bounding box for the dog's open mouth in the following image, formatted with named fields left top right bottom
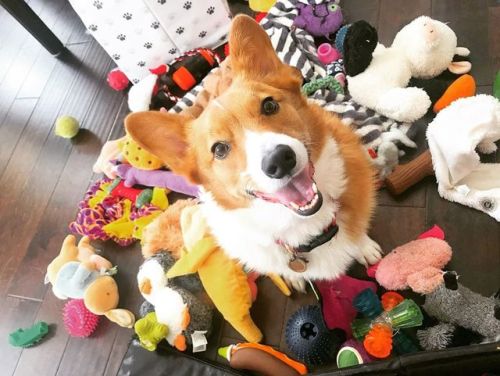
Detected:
left=251, top=164, right=323, bottom=216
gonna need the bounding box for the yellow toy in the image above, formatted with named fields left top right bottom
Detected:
left=119, top=135, right=164, bottom=170
left=46, top=235, right=135, bottom=328
left=167, top=205, right=263, bottom=343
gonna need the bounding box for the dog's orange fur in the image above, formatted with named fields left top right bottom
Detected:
left=125, top=15, right=375, bottom=242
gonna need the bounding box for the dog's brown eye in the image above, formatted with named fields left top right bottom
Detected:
left=211, top=142, right=230, bottom=160
left=261, top=97, right=279, bottom=115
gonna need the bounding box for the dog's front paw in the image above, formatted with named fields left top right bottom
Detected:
left=357, top=235, right=383, bottom=266
left=284, top=277, right=307, bottom=293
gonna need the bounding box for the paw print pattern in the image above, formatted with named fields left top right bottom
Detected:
left=151, top=21, right=160, bottom=29
left=157, top=0, right=166, bottom=4
left=183, top=1, right=192, bottom=9
left=117, top=34, right=126, bottom=41
left=112, top=54, right=121, bottom=60
left=137, top=61, right=146, bottom=67
left=144, top=42, right=153, bottom=49
left=123, top=12, right=132, bottom=20
left=198, top=31, right=207, bottom=38
left=207, top=6, right=215, bottom=14
left=93, top=0, right=102, bottom=9
left=168, top=48, right=177, bottom=54
left=133, top=78, right=140, bottom=84
left=176, top=27, right=184, bottom=34
left=88, top=24, right=98, bottom=32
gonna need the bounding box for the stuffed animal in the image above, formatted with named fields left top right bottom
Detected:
left=46, top=235, right=135, bottom=328
left=427, top=95, right=500, bottom=221
left=137, top=252, right=213, bottom=352
left=128, top=48, right=220, bottom=112
left=115, top=164, right=199, bottom=197
left=293, top=0, right=343, bottom=38
left=373, top=226, right=452, bottom=294
left=371, top=226, right=500, bottom=349
left=344, top=16, right=471, bottom=122
left=167, top=205, right=263, bottom=343
left=419, top=272, right=500, bottom=348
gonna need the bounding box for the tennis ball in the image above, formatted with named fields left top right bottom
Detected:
left=55, top=116, right=80, bottom=139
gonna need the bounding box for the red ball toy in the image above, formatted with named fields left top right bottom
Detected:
left=107, top=68, right=130, bottom=91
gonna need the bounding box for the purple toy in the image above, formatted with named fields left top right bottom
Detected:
left=116, top=164, right=199, bottom=197
left=293, top=0, right=343, bottom=38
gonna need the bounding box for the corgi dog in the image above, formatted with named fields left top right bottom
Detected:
left=125, top=15, right=381, bottom=289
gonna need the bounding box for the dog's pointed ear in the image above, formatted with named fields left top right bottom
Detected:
left=229, top=14, right=282, bottom=77
left=125, top=111, right=200, bottom=183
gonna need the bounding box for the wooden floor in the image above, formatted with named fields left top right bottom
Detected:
left=0, top=1, right=498, bottom=375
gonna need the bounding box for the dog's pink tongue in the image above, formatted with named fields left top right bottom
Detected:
left=275, top=167, right=315, bottom=206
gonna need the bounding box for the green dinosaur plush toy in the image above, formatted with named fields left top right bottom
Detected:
left=9, top=321, right=49, bottom=348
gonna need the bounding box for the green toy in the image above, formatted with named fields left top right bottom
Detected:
left=494, top=71, right=500, bottom=100
left=55, top=115, right=80, bottom=139
left=9, top=321, right=49, bottom=348
left=134, top=312, right=169, bottom=351
left=302, top=76, right=344, bottom=96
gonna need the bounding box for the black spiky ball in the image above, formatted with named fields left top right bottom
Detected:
left=285, top=305, right=344, bottom=366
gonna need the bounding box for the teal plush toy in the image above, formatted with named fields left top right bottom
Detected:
left=55, top=115, right=80, bottom=139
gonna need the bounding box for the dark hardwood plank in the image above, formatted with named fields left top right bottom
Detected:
left=0, top=98, right=37, bottom=177
left=432, top=0, right=494, bottom=86
left=6, top=54, right=119, bottom=299
left=377, top=0, right=431, bottom=45
left=0, top=296, right=41, bottom=376
left=489, top=4, right=500, bottom=69
left=370, top=205, right=427, bottom=254
left=0, top=42, right=90, bottom=296
left=425, top=183, right=500, bottom=295
left=16, top=0, right=89, bottom=100
left=12, top=294, right=68, bottom=376
left=342, top=0, right=380, bottom=25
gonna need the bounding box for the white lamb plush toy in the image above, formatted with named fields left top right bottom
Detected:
left=345, top=16, right=471, bottom=123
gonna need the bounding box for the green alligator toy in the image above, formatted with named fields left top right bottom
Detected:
left=9, top=321, right=49, bottom=348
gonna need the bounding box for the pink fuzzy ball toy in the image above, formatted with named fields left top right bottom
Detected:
left=107, top=69, right=130, bottom=91
left=63, top=299, right=100, bottom=337
left=374, top=226, right=452, bottom=294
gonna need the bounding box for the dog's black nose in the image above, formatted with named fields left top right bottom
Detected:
left=262, top=144, right=296, bottom=179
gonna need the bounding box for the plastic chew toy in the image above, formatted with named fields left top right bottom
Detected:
left=285, top=305, right=345, bottom=366
left=9, top=321, right=49, bottom=348
left=384, top=150, right=434, bottom=195
left=351, top=289, right=422, bottom=358
left=218, top=343, right=307, bottom=376
left=63, top=299, right=100, bottom=338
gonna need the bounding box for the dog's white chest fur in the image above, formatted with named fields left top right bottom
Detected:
left=200, top=139, right=375, bottom=281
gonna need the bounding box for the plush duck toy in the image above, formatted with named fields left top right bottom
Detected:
left=344, top=16, right=471, bottom=123
left=137, top=252, right=213, bottom=352
left=46, top=235, right=135, bottom=328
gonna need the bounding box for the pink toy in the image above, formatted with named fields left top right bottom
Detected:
left=93, top=138, right=123, bottom=179
left=116, top=164, right=199, bottom=197
left=317, top=43, right=341, bottom=65
left=63, top=299, right=100, bottom=337
left=110, top=181, right=142, bottom=203
left=374, top=225, right=452, bottom=294
left=316, top=275, right=377, bottom=337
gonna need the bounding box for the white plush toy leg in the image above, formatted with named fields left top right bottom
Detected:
left=376, top=87, right=431, bottom=123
